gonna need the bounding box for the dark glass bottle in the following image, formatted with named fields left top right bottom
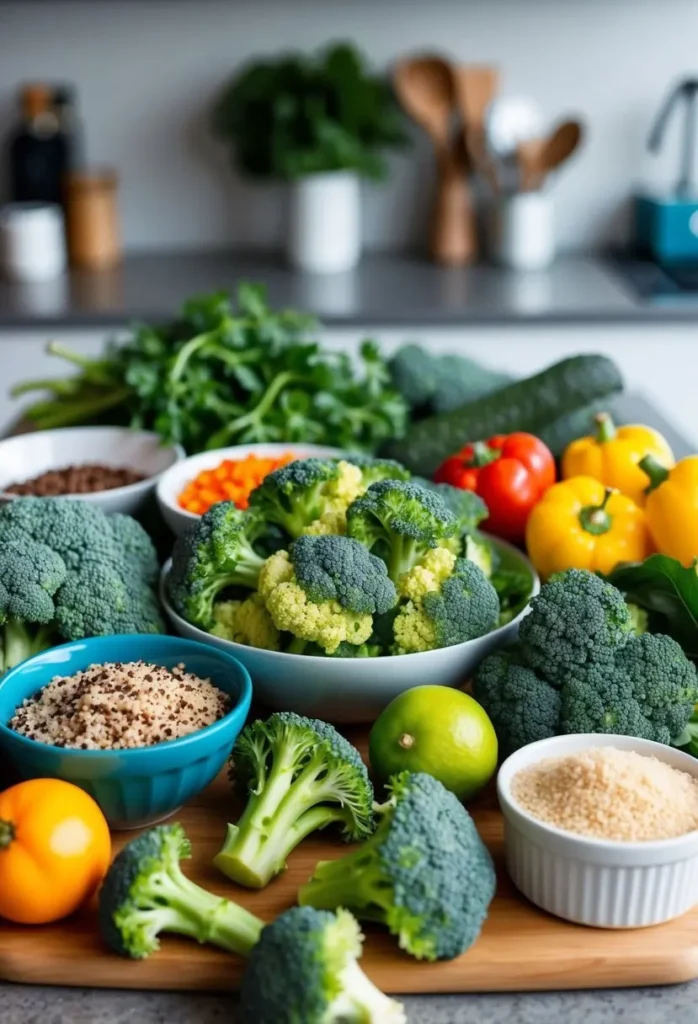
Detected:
left=9, top=83, right=64, bottom=204
left=53, top=84, right=83, bottom=175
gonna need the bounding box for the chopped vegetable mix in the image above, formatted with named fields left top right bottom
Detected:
left=178, top=452, right=295, bottom=514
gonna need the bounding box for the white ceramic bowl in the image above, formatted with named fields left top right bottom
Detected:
left=498, top=733, right=698, bottom=929
left=0, top=427, right=184, bottom=516
left=159, top=538, right=539, bottom=723
left=156, top=443, right=346, bottom=537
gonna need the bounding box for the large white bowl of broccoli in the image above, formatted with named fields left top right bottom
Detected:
left=160, top=455, right=539, bottom=722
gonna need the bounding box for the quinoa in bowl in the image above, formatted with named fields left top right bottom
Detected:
left=9, top=660, right=231, bottom=751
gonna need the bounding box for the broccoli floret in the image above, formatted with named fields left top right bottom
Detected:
left=473, top=649, right=561, bottom=758
left=55, top=558, right=165, bottom=638
left=328, top=641, right=383, bottom=658
left=211, top=595, right=281, bottom=650
left=561, top=632, right=698, bottom=744
left=98, top=823, right=263, bottom=960
left=249, top=458, right=343, bottom=539
left=518, top=568, right=634, bottom=686
left=393, top=547, right=499, bottom=654
left=239, top=906, right=406, bottom=1024
left=342, top=453, right=411, bottom=488
left=299, top=771, right=496, bottom=962
left=0, top=537, right=66, bottom=673
left=214, top=712, right=374, bottom=890
left=347, top=479, right=457, bottom=583
left=258, top=537, right=396, bottom=655
left=0, top=497, right=124, bottom=573
left=424, top=482, right=488, bottom=536
left=108, top=513, right=160, bottom=585
left=168, top=502, right=267, bottom=629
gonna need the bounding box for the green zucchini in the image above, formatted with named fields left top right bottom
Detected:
left=382, top=354, right=624, bottom=476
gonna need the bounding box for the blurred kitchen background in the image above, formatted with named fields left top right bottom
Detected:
left=1, top=0, right=698, bottom=440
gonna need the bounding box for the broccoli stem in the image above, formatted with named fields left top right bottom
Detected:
left=332, top=959, right=407, bottom=1024
left=145, top=864, right=263, bottom=956
left=298, top=833, right=391, bottom=921
left=1, top=620, right=56, bottom=675
left=386, top=536, right=419, bottom=583
left=287, top=637, right=309, bottom=654
left=214, top=754, right=352, bottom=889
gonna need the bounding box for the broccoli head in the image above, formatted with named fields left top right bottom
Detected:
left=0, top=536, right=66, bottom=673
left=347, top=479, right=457, bottom=582
left=214, top=712, right=374, bottom=889
left=168, top=502, right=267, bottom=629
left=342, top=453, right=411, bottom=488
left=473, top=649, right=561, bottom=758
left=299, top=771, right=496, bottom=962
left=0, top=497, right=120, bottom=572
left=98, top=823, right=263, bottom=960
left=561, top=632, right=698, bottom=745
left=249, top=458, right=344, bottom=539
left=108, top=513, right=160, bottom=585
left=211, top=594, right=280, bottom=650
left=258, top=537, right=396, bottom=654
left=392, top=547, right=499, bottom=654
left=55, top=558, right=164, bottom=638
left=239, top=906, right=406, bottom=1024
left=518, top=568, right=634, bottom=686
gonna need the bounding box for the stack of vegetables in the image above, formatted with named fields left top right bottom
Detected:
left=167, top=454, right=534, bottom=657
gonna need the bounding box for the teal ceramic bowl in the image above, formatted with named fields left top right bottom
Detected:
left=0, top=635, right=252, bottom=830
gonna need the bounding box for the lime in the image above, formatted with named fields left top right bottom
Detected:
left=369, top=685, right=498, bottom=801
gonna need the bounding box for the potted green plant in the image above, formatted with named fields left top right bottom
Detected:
left=212, top=42, right=408, bottom=273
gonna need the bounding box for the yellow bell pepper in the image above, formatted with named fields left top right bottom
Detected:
left=641, top=454, right=698, bottom=566
left=525, top=475, right=654, bottom=579
left=561, top=412, right=674, bottom=507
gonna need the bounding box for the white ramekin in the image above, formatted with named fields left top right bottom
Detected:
left=497, top=733, right=698, bottom=929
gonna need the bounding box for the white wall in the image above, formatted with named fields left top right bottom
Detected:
left=1, top=0, right=697, bottom=253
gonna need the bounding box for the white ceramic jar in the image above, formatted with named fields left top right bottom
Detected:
left=0, top=202, right=67, bottom=282
left=491, top=192, right=555, bottom=271
left=287, top=171, right=361, bottom=274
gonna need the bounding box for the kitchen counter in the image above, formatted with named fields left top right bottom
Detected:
left=0, top=251, right=691, bottom=329
left=0, top=981, right=694, bottom=1022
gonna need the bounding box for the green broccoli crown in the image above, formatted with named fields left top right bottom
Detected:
left=249, top=458, right=341, bottom=538
left=0, top=497, right=120, bottom=572
left=299, top=771, right=496, bottom=963
left=240, top=906, right=406, bottom=1024
left=290, top=534, right=397, bottom=615
left=108, top=513, right=160, bottom=586
left=342, top=453, right=411, bottom=487
left=55, top=558, right=164, bottom=638
left=424, top=482, right=489, bottom=534
left=0, top=537, right=67, bottom=626
left=473, top=649, right=561, bottom=758
left=561, top=632, right=698, bottom=744
left=421, top=557, right=500, bottom=646
left=518, top=569, right=633, bottom=686
left=214, top=712, right=374, bottom=890
left=169, top=502, right=266, bottom=628
left=347, top=480, right=457, bottom=582
left=98, top=823, right=262, bottom=961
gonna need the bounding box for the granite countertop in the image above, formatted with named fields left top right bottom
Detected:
left=0, top=251, right=694, bottom=329
left=1, top=982, right=695, bottom=1022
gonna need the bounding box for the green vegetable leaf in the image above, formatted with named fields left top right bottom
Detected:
left=606, top=555, right=698, bottom=658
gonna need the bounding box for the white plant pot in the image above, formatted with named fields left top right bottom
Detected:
left=287, top=172, right=361, bottom=274
left=491, top=192, right=555, bottom=271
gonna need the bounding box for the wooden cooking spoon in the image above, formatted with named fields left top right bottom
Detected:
left=393, top=55, right=476, bottom=265
left=451, top=65, right=501, bottom=195
left=521, top=120, right=583, bottom=192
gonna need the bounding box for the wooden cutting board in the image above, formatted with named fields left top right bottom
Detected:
left=1, top=729, right=698, bottom=994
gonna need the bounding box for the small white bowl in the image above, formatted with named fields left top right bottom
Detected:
left=159, top=537, right=539, bottom=723
left=156, top=442, right=346, bottom=537
left=0, top=427, right=184, bottom=517
left=498, top=733, right=698, bottom=929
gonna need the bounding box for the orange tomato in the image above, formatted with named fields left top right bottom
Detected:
left=0, top=778, right=111, bottom=924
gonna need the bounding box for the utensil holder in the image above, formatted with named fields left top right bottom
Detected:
left=491, top=192, right=555, bottom=270
left=64, top=169, right=121, bottom=269
left=0, top=202, right=66, bottom=282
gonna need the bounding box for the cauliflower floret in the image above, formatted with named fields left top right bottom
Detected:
left=265, top=583, right=372, bottom=654
left=258, top=550, right=295, bottom=599
left=211, top=595, right=280, bottom=651
left=302, top=501, right=349, bottom=537
left=302, top=462, right=365, bottom=537
left=393, top=600, right=438, bottom=653
left=397, top=547, right=457, bottom=602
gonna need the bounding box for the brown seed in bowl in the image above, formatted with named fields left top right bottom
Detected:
left=4, top=464, right=146, bottom=497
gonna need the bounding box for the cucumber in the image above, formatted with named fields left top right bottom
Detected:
left=382, top=355, right=624, bottom=476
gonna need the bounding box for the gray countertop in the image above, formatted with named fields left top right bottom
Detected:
left=0, top=251, right=692, bottom=329
left=1, top=981, right=695, bottom=1022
